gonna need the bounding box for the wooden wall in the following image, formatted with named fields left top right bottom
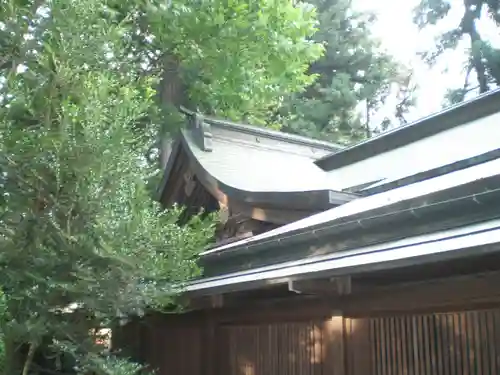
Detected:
left=220, top=318, right=345, bottom=375
left=365, top=309, right=500, bottom=375
left=114, top=307, right=500, bottom=375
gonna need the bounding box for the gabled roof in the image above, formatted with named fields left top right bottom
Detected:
left=315, top=87, right=500, bottom=171
left=158, top=108, right=356, bottom=211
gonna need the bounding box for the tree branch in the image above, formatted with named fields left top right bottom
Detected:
left=22, top=342, right=37, bottom=375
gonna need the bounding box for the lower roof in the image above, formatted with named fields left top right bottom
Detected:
left=186, top=218, right=500, bottom=296
left=183, top=151, right=500, bottom=295
left=201, top=153, right=500, bottom=257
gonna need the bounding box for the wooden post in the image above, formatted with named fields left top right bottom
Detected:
left=346, top=318, right=372, bottom=375
left=323, top=314, right=344, bottom=375
left=203, top=313, right=216, bottom=375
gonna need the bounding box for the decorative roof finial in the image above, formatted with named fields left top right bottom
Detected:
left=193, top=113, right=213, bottom=152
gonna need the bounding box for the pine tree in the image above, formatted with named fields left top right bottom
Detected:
left=414, top=0, right=500, bottom=104
left=275, top=0, right=416, bottom=144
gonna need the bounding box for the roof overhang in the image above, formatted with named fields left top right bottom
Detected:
left=201, top=156, right=500, bottom=261
left=186, top=218, right=500, bottom=296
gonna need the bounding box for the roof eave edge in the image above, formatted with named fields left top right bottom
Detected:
left=315, top=88, right=500, bottom=171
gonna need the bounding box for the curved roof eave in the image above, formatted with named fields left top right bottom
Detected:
left=179, top=131, right=357, bottom=211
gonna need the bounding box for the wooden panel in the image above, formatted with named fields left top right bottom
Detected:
left=360, top=308, right=500, bottom=375
left=221, top=318, right=344, bottom=375
left=114, top=305, right=500, bottom=375
left=345, top=271, right=500, bottom=317
left=153, top=325, right=202, bottom=375
left=113, top=315, right=204, bottom=375
left=345, top=317, right=371, bottom=375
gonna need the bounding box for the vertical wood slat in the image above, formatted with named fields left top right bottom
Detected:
left=422, top=315, right=432, bottom=375
left=473, top=311, right=482, bottom=375
left=479, top=311, right=489, bottom=375
left=380, top=318, right=387, bottom=375
left=487, top=311, right=497, bottom=374
left=370, top=319, right=380, bottom=375
left=453, top=313, right=462, bottom=375
left=399, top=316, right=408, bottom=375
left=366, top=309, right=500, bottom=375
left=347, top=318, right=372, bottom=375
left=434, top=314, right=444, bottom=375
left=387, top=318, right=393, bottom=375
left=446, top=314, right=453, bottom=374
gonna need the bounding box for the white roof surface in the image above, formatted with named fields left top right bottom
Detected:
left=202, top=156, right=500, bottom=256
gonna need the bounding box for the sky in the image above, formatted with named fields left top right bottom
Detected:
left=353, top=0, right=500, bottom=122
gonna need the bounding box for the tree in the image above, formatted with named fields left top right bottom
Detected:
left=414, top=0, right=500, bottom=105
left=94, top=0, right=325, bottom=169
left=274, top=0, right=416, bottom=144
left=0, top=1, right=214, bottom=374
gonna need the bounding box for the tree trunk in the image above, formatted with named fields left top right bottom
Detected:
left=469, top=29, right=488, bottom=93
left=3, top=334, right=23, bottom=375
left=157, top=54, right=188, bottom=170
left=461, top=0, right=489, bottom=93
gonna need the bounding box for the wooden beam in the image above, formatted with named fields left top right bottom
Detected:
left=288, top=276, right=352, bottom=296
left=343, top=270, right=500, bottom=317
left=183, top=270, right=500, bottom=327
left=187, top=294, right=224, bottom=310
left=230, top=201, right=316, bottom=224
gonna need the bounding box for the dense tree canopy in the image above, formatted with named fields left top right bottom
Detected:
left=93, top=0, right=325, bottom=167
left=0, top=1, right=216, bottom=374
left=276, top=0, right=416, bottom=144
left=414, top=0, right=500, bottom=104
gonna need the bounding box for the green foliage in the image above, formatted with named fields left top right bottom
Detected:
left=102, top=0, right=324, bottom=126
left=414, top=0, right=500, bottom=105
left=0, top=290, right=5, bottom=370
left=0, top=0, right=214, bottom=374
left=413, top=0, right=451, bottom=28
left=157, top=0, right=323, bottom=120
left=275, top=0, right=415, bottom=144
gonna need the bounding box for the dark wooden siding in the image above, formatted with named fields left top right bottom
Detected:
left=115, top=308, right=500, bottom=375
left=221, top=317, right=344, bottom=375
left=361, top=309, right=500, bottom=375
left=159, top=326, right=202, bottom=375
left=113, top=315, right=204, bottom=375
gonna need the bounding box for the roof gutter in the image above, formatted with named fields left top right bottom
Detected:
left=187, top=219, right=500, bottom=296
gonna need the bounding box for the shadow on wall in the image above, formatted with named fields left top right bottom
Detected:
left=217, top=309, right=500, bottom=375
left=224, top=317, right=345, bottom=375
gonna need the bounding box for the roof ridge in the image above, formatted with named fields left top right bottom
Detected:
left=212, top=133, right=327, bottom=159
left=179, top=106, right=343, bottom=153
